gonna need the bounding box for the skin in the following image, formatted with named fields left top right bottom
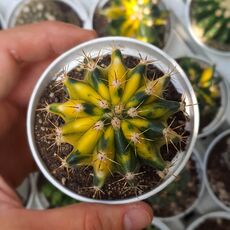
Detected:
left=0, top=21, right=153, bottom=230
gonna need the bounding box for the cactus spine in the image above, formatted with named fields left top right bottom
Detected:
left=46, top=48, right=186, bottom=193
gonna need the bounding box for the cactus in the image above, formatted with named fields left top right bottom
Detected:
left=177, top=57, right=221, bottom=130
left=42, top=48, right=187, bottom=196
left=41, top=179, right=78, bottom=208
left=191, top=0, right=230, bottom=51
left=99, top=0, right=169, bottom=48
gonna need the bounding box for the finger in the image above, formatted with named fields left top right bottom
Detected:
left=0, top=102, right=19, bottom=138
left=9, top=57, right=56, bottom=106
left=6, top=202, right=153, bottom=230
left=0, top=176, right=22, bottom=210
left=0, top=21, right=97, bottom=99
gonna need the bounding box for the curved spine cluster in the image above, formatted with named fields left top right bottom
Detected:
left=46, top=49, right=186, bottom=190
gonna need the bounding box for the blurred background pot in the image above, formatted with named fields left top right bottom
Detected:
left=186, top=0, right=230, bottom=56
left=204, top=129, right=230, bottom=212
left=187, top=211, right=230, bottom=230
left=145, top=218, right=170, bottom=230
left=176, top=55, right=230, bottom=138
left=90, top=0, right=172, bottom=49
left=0, top=12, right=5, bottom=29
left=33, top=172, right=79, bottom=209
left=6, top=0, right=88, bottom=28
left=147, top=150, right=204, bottom=221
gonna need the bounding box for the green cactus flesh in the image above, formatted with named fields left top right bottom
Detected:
left=40, top=177, right=78, bottom=208
left=177, top=57, right=221, bottom=131
left=191, top=0, right=230, bottom=51
left=37, top=49, right=188, bottom=198
left=96, top=0, right=169, bottom=48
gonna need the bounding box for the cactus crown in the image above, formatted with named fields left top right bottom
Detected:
left=191, top=0, right=230, bottom=51
left=42, top=48, right=187, bottom=197
left=101, top=0, right=169, bottom=47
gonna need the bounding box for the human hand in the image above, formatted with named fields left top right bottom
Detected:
left=0, top=21, right=153, bottom=230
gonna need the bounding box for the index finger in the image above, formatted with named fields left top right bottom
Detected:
left=0, top=21, right=96, bottom=99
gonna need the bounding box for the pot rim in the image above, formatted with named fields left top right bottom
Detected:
left=152, top=218, right=170, bottom=230
left=176, top=55, right=230, bottom=139
left=88, top=0, right=173, bottom=50
left=204, top=129, right=230, bottom=212
left=27, top=36, right=199, bottom=204
left=5, top=0, right=89, bottom=29
left=185, top=0, right=230, bottom=57
left=155, top=149, right=205, bottom=221
left=0, top=12, right=5, bottom=29
left=187, top=211, right=230, bottom=230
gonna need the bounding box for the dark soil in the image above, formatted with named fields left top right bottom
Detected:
left=34, top=54, right=189, bottom=200
left=147, top=155, right=201, bottom=217
left=15, top=0, right=82, bottom=27
left=207, top=134, right=230, bottom=208
left=195, top=218, right=230, bottom=230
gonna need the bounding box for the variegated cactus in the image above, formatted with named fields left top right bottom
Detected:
left=44, top=49, right=186, bottom=193
left=177, top=57, right=221, bottom=130
left=100, top=0, right=169, bottom=47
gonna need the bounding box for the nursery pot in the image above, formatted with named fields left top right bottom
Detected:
left=27, top=37, right=199, bottom=204
left=186, top=0, right=230, bottom=56
left=5, top=0, right=88, bottom=28
left=0, top=13, right=5, bottom=29
left=150, top=218, right=170, bottom=230
left=90, top=0, right=172, bottom=49
left=204, top=129, right=230, bottom=212
left=187, top=211, right=230, bottom=230
left=176, top=55, right=230, bottom=139
left=148, top=150, right=205, bottom=221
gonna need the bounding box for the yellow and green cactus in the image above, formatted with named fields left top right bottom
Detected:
left=99, top=0, right=169, bottom=47
left=45, top=49, right=186, bottom=191
left=191, top=0, right=230, bottom=51
left=177, top=57, right=221, bottom=130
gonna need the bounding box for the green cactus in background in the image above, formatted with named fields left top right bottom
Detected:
left=42, top=48, right=187, bottom=196
left=100, top=0, right=169, bottom=48
left=177, top=57, right=221, bottom=131
left=191, top=0, right=230, bottom=51
left=41, top=180, right=78, bottom=208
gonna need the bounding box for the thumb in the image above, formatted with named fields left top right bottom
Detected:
left=51, top=202, right=153, bottom=230
left=11, top=202, right=153, bottom=230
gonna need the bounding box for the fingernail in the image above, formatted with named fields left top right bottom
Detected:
left=124, top=207, right=152, bottom=230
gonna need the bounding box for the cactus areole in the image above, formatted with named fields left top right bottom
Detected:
left=28, top=38, right=199, bottom=203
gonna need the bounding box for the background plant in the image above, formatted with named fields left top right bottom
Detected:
left=100, top=0, right=169, bottom=47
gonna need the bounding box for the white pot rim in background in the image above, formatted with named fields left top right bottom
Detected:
left=152, top=218, right=170, bottom=230
left=185, top=0, right=230, bottom=57
left=156, top=149, right=205, bottom=221
left=204, top=129, right=230, bottom=212
left=187, top=211, right=230, bottom=230
left=27, top=36, right=199, bottom=204
left=5, top=0, right=89, bottom=29
left=176, top=55, right=230, bottom=139
left=0, top=12, right=5, bottom=29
